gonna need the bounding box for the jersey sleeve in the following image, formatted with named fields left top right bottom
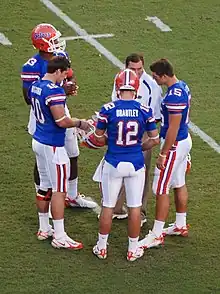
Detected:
left=45, top=87, right=66, bottom=107
left=165, top=88, right=187, bottom=114
left=140, top=105, right=157, bottom=131
left=96, top=106, right=109, bottom=130
left=21, top=58, right=40, bottom=89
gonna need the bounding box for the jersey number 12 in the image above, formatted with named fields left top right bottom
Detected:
left=116, top=121, right=139, bottom=146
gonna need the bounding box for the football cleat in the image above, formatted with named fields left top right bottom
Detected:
left=93, top=245, right=107, bottom=259
left=51, top=233, right=83, bottom=250
left=37, top=225, right=54, bottom=241
left=139, top=230, right=164, bottom=249
left=127, top=247, right=144, bottom=262
left=65, top=194, right=97, bottom=209
left=162, top=223, right=189, bottom=237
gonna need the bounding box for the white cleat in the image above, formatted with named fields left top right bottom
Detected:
left=65, top=194, right=97, bottom=209
left=37, top=225, right=54, bottom=241
left=51, top=233, right=83, bottom=250
left=93, top=245, right=107, bottom=259
left=127, top=247, right=144, bottom=262
left=139, top=230, right=164, bottom=249
left=162, top=223, right=189, bottom=237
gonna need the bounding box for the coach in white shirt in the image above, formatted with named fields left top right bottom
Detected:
left=112, top=53, right=162, bottom=225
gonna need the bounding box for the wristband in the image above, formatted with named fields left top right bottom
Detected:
left=159, top=153, right=167, bottom=158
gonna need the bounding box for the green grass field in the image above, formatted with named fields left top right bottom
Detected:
left=0, top=1, right=220, bottom=293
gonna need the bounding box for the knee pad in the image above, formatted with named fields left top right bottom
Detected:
left=36, top=188, right=52, bottom=201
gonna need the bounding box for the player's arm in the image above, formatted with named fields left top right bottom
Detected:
left=46, top=89, right=90, bottom=131
left=21, top=59, right=40, bottom=105
left=50, top=104, right=90, bottom=131
left=142, top=118, right=160, bottom=151
left=22, top=87, right=31, bottom=105
left=62, top=68, right=79, bottom=96
left=160, top=113, right=182, bottom=156
left=93, top=106, right=109, bottom=145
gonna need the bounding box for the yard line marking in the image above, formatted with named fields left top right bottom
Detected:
left=40, top=0, right=220, bottom=154
left=40, top=0, right=123, bottom=69
left=145, top=16, right=172, bottom=32
left=0, top=32, right=12, bottom=45
left=61, top=34, right=114, bottom=41
left=189, top=122, right=220, bottom=153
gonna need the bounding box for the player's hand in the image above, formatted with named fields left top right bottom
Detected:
left=156, top=154, right=167, bottom=170
left=78, top=120, right=93, bottom=132
left=63, top=81, right=79, bottom=96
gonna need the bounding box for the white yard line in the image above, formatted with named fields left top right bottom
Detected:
left=0, top=32, right=12, bottom=45
left=145, top=16, right=172, bottom=32
left=61, top=34, right=114, bottom=41
left=40, top=0, right=220, bottom=155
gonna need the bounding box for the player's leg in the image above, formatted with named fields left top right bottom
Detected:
left=49, top=146, right=83, bottom=250
left=163, top=136, right=192, bottom=237
left=65, top=129, right=97, bottom=208
left=112, top=185, right=128, bottom=219
left=94, top=158, right=127, bottom=220
left=32, top=139, right=53, bottom=240
left=34, top=161, right=40, bottom=190
left=124, top=167, right=145, bottom=261
left=139, top=149, right=179, bottom=249
left=93, top=161, right=123, bottom=259
left=140, top=149, right=152, bottom=226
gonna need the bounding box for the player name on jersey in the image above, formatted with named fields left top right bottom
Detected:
left=116, top=109, right=139, bottom=117
left=32, top=86, right=42, bottom=95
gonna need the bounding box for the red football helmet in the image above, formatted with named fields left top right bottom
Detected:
left=77, top=114, right=106, bottom=149
left=115, top=69, right=139, bottom=96
left=31, top=23, right=66, bottom=53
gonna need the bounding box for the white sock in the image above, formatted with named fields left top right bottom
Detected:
left=97, top=233, right=108, bottom=249
left=128, top=237, right=139, bottom=252
left=176, top=212, right=186, bottom=228
left=152, top=220, right=165, bottom=237
left=67, top=178, right=78, bottom=200
left=53, top=219, right=65, bottom=239
left=38, top=212, right=50, bottom=232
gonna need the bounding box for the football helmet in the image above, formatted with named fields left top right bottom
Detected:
left=31, top=23, right=66, bottom=53
left=77, top=113, right=106, bottom=149
left=115, top=69, right=139, bottom=95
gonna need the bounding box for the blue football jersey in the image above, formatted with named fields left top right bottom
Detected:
left=97, top=100, right=157, bottom=170
left=21, top=51, right=70, bottom=90
left=160, top=80, right=191, bottom=141
left=28, top=80, right=66, bottom=147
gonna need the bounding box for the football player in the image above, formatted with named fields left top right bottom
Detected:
left=30, top=56, right=91, bottom=248
left=21, top=23, right=96, bottom=209
left=91, top=69, right=160, bottom=261
left=93, top=53, right=162, bottom=225
left=139, top=58, right=192, bottom=249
